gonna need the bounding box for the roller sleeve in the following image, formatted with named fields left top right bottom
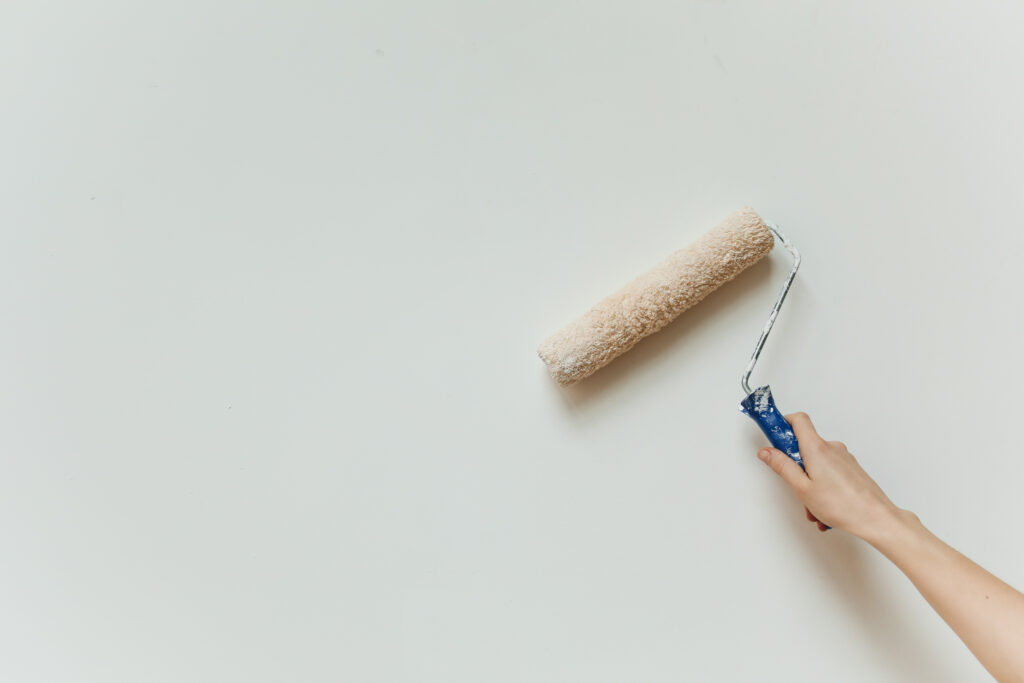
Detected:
left=538, top=207, right=774, bottom=386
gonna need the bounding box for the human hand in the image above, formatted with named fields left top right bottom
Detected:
left=756, top=413, right=900, bottom=539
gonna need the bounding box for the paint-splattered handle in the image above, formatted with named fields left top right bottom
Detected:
left=740, top=385, right=830, bottom=530
left=739, top=385, right=804, bottom=470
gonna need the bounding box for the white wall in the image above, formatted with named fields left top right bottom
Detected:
left=1, top=2, right=1021, bottom=681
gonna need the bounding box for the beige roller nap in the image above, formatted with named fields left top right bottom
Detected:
left=538, top=207, right=774, bottom=386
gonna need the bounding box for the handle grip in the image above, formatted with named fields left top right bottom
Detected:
left=739, top=385, right=804, bottom=470
left=741, top=386, right=830, bottom=530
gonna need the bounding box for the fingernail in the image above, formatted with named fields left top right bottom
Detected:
left=757, top=449, right=770, bottom=462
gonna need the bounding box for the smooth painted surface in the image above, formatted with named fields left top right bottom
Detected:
left=2, top=2, right=1021, bottom=681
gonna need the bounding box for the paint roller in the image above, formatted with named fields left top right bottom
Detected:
left=538, top=207, right=806, bottom=470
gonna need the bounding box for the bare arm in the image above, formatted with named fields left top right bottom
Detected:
left=757, top=413, right=1024, bottom=683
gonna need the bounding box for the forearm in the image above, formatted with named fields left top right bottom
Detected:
left=755, top=416, right=1024, bottom=680
left=864, top=509, right=1024, bottom=683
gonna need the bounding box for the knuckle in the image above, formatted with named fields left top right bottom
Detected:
left=828, top=440, right=847, bottom=451
left=803, top=437, right=827, bottom=453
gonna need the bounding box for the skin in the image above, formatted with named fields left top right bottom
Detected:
left=758, top=412, right=1024, bottom=683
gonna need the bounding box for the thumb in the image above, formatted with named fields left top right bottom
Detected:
left=757, top=448, right=809, bottom=492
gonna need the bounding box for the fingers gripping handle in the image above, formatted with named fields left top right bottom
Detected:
left=739, top=385, right=804, bottom=471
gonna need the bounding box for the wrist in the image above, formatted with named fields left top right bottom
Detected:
left=858, top=505, right=924, bottom=552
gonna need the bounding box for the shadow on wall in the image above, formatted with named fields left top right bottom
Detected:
left=541, top=255, right=774, bottom=413
left=756, top=427, right=959, bottom=682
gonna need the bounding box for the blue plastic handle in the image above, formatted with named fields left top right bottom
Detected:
left=739, top=385, right=804, bottom=471
left=741, top=385, right=831, bottom=529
